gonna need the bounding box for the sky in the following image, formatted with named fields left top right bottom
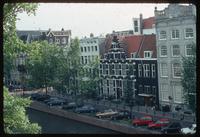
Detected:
left=16, top=3, right=169, bottom=38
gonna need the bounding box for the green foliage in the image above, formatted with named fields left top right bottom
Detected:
left=181, top=44, right=196, bottom=112
left=3, top=87, right=41, bottom=134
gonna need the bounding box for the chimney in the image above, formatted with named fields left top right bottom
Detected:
left=139, top=13, right=143, bottom=35
left=61, top=28, right=64, bottom=31
left=90, top=33, right=94, bottom=38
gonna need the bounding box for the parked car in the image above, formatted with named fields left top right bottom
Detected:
left=36, top=94, right=51, bottom=101
left=161, top=122, right=182, bottom=134
left=183, top=110, right=193, bottom=115
left=111, top=110, right=132, bottom=120
left=162, top=105, right=170, bottom=112
left=74, top=105, right=96, bottom=113
left=30, top=93, right=42, bottom=100
left=47, top=99, right=67, bottom=106
left=181, top=124, right=196, bottom=134
left=43, top=97, right=59, bottom=104
left=96, top=109, right=118, bottom=119
left=148, top=119, right=170, bottom=129
left=62, top=102, right=83, bottom=110
left=132, top=116, right=153, bottom=126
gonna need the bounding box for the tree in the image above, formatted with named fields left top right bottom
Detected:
left=3, top=3, right=38, bottom=86
left=3, top=87, right=41, bottom=134
left=123, top=64, right=135, bottom=119
left=27, top=41, right=62, bottom=94
left=181, top=44, right=196, bottom=112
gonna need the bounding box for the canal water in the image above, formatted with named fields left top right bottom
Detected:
left=26, top=108, right=119, bottom=134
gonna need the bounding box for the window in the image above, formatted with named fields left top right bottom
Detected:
left=173, top=85, right=182, bottom=103
left=144, top=85, right=151, bottom=94
left=160, top=45, right=167, bottom=57
left=88, top=47, right=90, bottom=52
left=88, top=56, right=91, bottom=63
left=81, top=56, right=84, bottom=64
left=84, top=47, right=87, bottom=52
left=151, top=64, right=156, bottom=78
left=171, top=29, right=180, bottom=39
left=62, top=38, right=66, bottom=44
left=81, top=47, right=83, bottom=52
left=143, top=64, right=150, bottom=77
left=185, top=44, right=193, bottom=56
left=159, top=31, right=167, bottom=40
left=152, top=86, right=156, bottom=95
left=172, top=45, right=180, bottom=57
left=84, top=56, right=87, bottom=64
left=144, top=51, right=152, bottom=58
left=185, top=28, right=193, bottom=38
left=109, top=64, right=114, bottom=75
left=139, top=85, right=143, bottom=93
left=138, top=64, right=142, bottom=77
left=160, top=63, right=168, bottom=77
left=160, top=84, right=169, bottom=101
left=172, top=63, right=181, bottom=78
left=131, top=52, right=136, bottom=58
left=91, top=46, right=94, bottom=51
left=49, top=38, right=53, bottom=44
left=95, top=46, right=98, bottom=51
left=55, top=39, right=60, bottom=44
left=134, top=20, right=138, bottom=32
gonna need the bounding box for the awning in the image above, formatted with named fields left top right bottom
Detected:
left=138, top=94, right=154, bottom=97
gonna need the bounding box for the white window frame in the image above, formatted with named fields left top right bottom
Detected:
left=171, top=29, right=180, bottom=39
left=159, top=31, right=167, bottom=40
left=143, top=64, right=150, bottom=78
left=185, top=44, right=193, bottom=57
left=160, top=63, right=168, bottom=77
left=160, top=45, right=167, bottom=57
left=172, top=45, right=180, bottom=57
left=144, top=85, right=151, bottom=94
left=138, top=64, right=142, bottom=77
left=172, top=63, right=181, bottom=78
left=185, top=28, right=194, bottom=39
left=160, top=84, right=169, bottom=101
left=173, top=85, right=183, bottom=103
left=144, top=51, right=152, bottom=58
left=151, top=64, right=156, bottom=78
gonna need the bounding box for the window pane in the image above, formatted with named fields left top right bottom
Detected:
left=161, top=45, right=167, bottom=56
left=172, top=45, right=180, bottom=56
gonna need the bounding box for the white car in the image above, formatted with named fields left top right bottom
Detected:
left=181, top=124, right=196, bottom=134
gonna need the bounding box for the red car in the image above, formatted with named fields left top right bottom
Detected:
left=132, top=116, right=153, bottom=126
left=148, top=118, right=169, bottom=129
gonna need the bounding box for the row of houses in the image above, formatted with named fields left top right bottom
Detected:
left=9, top=4, right=196, bottom=111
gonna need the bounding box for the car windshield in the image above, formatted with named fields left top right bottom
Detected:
left=156, top=120, right=169, bottom=124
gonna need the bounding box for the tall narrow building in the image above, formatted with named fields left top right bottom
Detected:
left=154, top=4, right=196, bottom=111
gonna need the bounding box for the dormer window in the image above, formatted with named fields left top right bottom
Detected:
left=144, top=51, right=152, bottom=58
left=131, top=52, right=136, bottom=58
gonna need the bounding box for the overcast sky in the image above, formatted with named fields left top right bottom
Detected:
left=16, top=3, right=169, bottom=38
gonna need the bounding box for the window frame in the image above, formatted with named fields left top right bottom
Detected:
left=172, top=45, right=180, bottom=57
left=151, top=64, right=156, bottom=78
left=185, top=44, right=193, bottom=57
left=185, top=28, right=194, bottom=39
left=159, top=30, right=167, bottom=40
left=160, top=63, right=168, bottom=77
left=172, top=63, right=181, bottom=78
left=171, top=29, right=180, bottom=39
left=144, top=51, right=152, bottom=58
left=160, top=45, right=167, bottom=57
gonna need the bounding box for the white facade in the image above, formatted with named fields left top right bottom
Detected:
left=155, top=4, right=196, bottom=111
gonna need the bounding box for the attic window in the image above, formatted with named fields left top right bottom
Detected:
left=144, top=51, right=152, bottom=58
left=131, top=52, right=136, bottom=58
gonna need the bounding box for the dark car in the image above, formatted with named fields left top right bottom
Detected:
left=62, top=102, right=83, bottom=110
left=43, top=97, right=59, bottom=104
left=47, top=99, right=67, bottom=106
left=111, top=110, right=132, bottom=120
left=36, top=94, right=51, bottom=101
left=74, top=105, right=96, bottom=113
left=30, top=93, right=42, bottom=100
left=162, top=105, right=171, bottom=112
left=161, top=122, right=182, bottom=134
left=183, top=110, right=193, bottom=115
